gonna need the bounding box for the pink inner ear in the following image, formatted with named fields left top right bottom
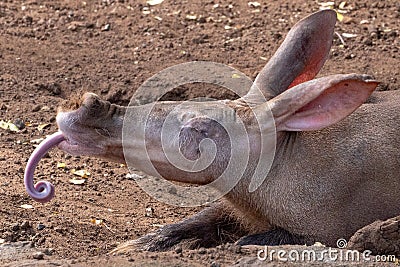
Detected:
left=283, top=80, right=378, bottom=131
left=287, top=44, right=331, bottom=89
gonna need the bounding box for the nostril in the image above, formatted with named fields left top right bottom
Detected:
left=81, top=93, right=101, bottom=108
left=81, top=93, right=109, bottom=119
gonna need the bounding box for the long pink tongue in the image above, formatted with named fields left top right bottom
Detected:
left=24, top=132, right=65, bottom=203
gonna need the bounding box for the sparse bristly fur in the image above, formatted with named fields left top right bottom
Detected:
left=55, top=10, right=400, bottom=256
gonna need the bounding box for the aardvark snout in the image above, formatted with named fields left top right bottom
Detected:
left=58, top=92, right=109, bottom=118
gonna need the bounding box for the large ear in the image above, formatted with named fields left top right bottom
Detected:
left=261, top=74, right=378, bottom=132
left=244, top=10, right=337, bottom=103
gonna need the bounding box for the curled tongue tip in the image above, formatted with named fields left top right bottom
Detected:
left=24, top=132, right=65, bottom=203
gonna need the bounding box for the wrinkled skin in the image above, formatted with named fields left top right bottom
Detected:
left=55, top=10, right=400, bottom=254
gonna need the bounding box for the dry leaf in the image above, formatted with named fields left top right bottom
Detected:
left=126, top=173, right=143, bottom=180
left=9, top=124, right=19, bottom=132
left=20, top=204, right=34, bottom=209
left=339, top=1, right=347, bottom=9
left=342, top=33, right=357, bottom=38
left=69, top=178, right=86, bottom=185
left=90, top=218, right=103, bottom=225
left=71, top=169, right=90, bottom=178
left=37, top=123, right=51, bottom=131
left=185, top=14, right=197, bottom=20
left=172, top=10, right=181, bottom=15
left=231, top=73, right=241, bottom=79
left=336, top=12, right=344, bottom=22
left=30, top=138, right=44, bottom=144
left=0, top=120, right=19, bottom=132
left=248, top=2, right=261, bottom=8
left=318, top=1, right=335, bottom=7
left=146, top=0, right=164, bottom=6
left=57, top=162, right=66, bottom=168
left=260, top=56, right=268, bottom=61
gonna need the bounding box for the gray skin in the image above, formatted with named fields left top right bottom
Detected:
left=56, top=10, right=398, bottom=253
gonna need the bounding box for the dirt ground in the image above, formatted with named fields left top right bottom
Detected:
left=0, top=0, right=399, bottom=266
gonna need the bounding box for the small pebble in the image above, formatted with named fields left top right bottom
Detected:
left=345, top=53, right=356, bottom=60
left=368, top=24, right=379, bottom=38
left=20, top=221, right=30, bottom=230
left=198, top=247, right=206, bottom=254
left=13, top=118, right=25, bottom=130
left=11, top=223, right=19, bottom=231
left=50, top=83, right=61, bottom=95
left=363, top=37, right=373, bottom=46
left=168, top=186, right=177, bottom=195
left=32, top=105, right=42, bottom=112
left=145, top=207, right=154, bottom=217
left=54, top=227, right=64, bottom=234
left=32, top=252, right=44, bottom=260
left=174, top=246, right=182, bottom=254
left=102, top=24, right=110, bottom=31
left=43, top=248, right=53, bottom=256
